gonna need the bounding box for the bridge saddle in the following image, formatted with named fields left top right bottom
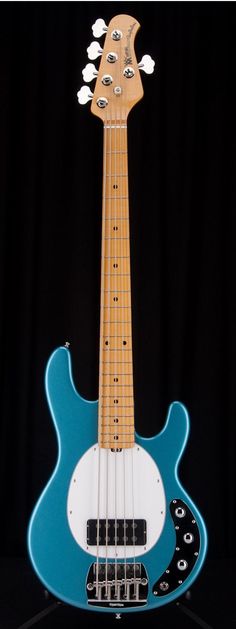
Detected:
left=87, top=562, right=148, bottom=607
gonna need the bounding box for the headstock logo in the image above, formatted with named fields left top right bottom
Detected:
left=124, top=23, right=136, bottom=66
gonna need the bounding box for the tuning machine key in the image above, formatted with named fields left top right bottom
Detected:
left=77, top=85, right=94, bottom=104
left=82, top=63, right=98, bottom=83
left=92, top=18, right=108, bottom=38
left=138, top=54, right=155, bottom=74
left=87, top=41, right=103, bottom=60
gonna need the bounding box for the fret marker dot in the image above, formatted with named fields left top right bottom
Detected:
left=105, top=341, right=109, bottom=345
left=114, top=399, right=118, bottom=404
left=113, top=184, right=118, bottom=189
left=114, top=378, right=118, bottom=382
left=123, top=340, right=127, bottom=345
left=113, top=263, right=118, bottom=268
left=113, top=226, right=118, bottom=231
left=113, top=297, right=118, bottom=302
left=114, top=418, right=119, bottom=423
left=114, top=435, right=119, bottom=440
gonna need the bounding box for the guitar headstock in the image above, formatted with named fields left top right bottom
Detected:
left=77, top=14, right=155, bottom=123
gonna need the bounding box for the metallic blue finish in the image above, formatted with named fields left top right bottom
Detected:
left=28, top=347, right=207, bottom=613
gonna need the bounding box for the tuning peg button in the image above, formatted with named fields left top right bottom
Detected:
left=82, top=63, right=98, bottom=83
left=92, top=18, right=108, bottom=38
left=138, top=54, right=155, bottom=74
left=87, top=41, right=103, bottom=60
left=77, top=85, right=93, bottom=104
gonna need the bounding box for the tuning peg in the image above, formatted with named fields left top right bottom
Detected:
left=138, top=54, right=155, bottom=74
left=82, top=63, right=98, bottom=83
left=77, top=85, right=94, bottom=104
left=87, top=41, right=103, bottom=61
left=92, top=18, right=108, bottom=38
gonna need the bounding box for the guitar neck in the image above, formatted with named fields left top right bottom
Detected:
left=98, top=122, right=135, bottom=449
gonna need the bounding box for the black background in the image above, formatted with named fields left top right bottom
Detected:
left=0, top=2, right=236, bottom=627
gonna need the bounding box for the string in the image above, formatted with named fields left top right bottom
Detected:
left=96, top=435, right=101, bottom=597
left=125, top=115, right=136, bottom=593
left=105, top=107, right=112, bottom=598
left=114, top=100, right=118, bottom=600
left=120, top=115, right=127, bottom=599
left=131, top=446, right=136, bottom=593
left=96, top=107, right=109, bottom=598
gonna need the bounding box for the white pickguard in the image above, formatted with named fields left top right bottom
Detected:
left=67, top=443, right=166, bottom=559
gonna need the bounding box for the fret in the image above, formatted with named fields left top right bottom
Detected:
left=103, top=334, right=132, bottom=339
left=102, top=316, right=131, bottom=323
left=99, top=434, right=133, bottom=439
left=101, top=443, right=135, bottom=448
left=103, top=287, right=131, bottom=294
left=101, top=441, right=134, bottom=445
left=104, top=256, right=129, bottom=259
left=101, top=395, right=134, bottom=400
left=101, top=408, right=134, bottom=411
left=102, top=321, right=131, bottom=324
left=101, top=361, right=133, bottom=364
left=104, top=196, right=129, bottom=200
left=100, top=409, right=134, bottom=413
left=106, top=150, right=127, bottom=154
left=104, top=204, right=128, bottom=208
left=103, top=348, right=132, bottom=351
left=103, top=306, right=131, bottom=309
left=101, top=373, right=133, bottom=376
left=104, top=216, right=129, bottom=219
left=100, top=430, right=133, bottom=441
left=100, top=415, right=134, bottom=419
left=102, top=384, right=133, bottom=387
left=100, top=422, right=133, bottom=430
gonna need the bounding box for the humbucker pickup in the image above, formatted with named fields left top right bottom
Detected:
left=87, top=519, right=147, bottom=546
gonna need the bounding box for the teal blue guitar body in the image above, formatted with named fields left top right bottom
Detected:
left=28, top=347, right=207, bottom=614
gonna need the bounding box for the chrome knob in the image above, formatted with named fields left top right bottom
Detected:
left=87, top=41, right=103, bottom=60
left=82, top=63, right=98, bottom=83
left=183, top=532, right=194, bottom=544
left=177, top=559, right=188, bottom=571
left=77, top=85, right=93, bottom=104
left=92, top=18, right=108, bottom=38
left=138, top=54, right=155, bottom=74
left=159, top=581, right=169, bottom=591
left=175, top=507, right=186, bottom=518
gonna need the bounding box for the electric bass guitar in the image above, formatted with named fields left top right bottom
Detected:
left=28, top=14, right=207, bottom=615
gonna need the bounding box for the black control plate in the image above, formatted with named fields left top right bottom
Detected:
left=152, top=499, right=200, bottom=596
